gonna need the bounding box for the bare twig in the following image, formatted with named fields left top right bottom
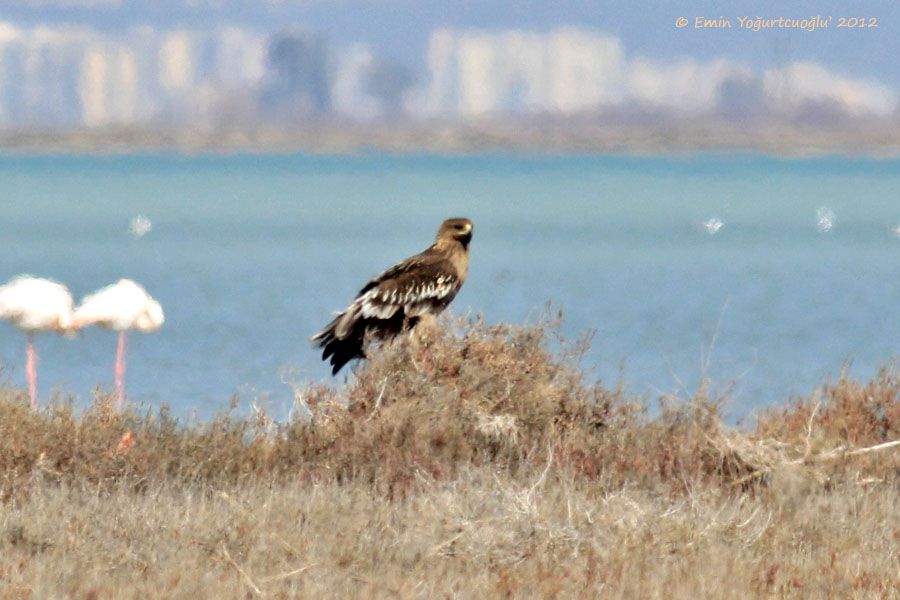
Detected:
left=815, top=439, right=900, bottom=461
left=528, top=444, right=555, bottom=500
left=221, top=543, right=263, bottom=597
left=845, top=439, right=900, bottom=456
left=366, top=379, right=388, bottom=422
left=802, top=400, right=821, bottom=460
left=259, top=564, right=316, bottom=583
left=429, top=530, right=468, bottom=557
left=701, top=296, right=731, bottom=378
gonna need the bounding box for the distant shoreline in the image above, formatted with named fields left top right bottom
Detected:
left=2, top=121, right=899, bottom=157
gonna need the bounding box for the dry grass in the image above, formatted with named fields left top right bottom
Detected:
left=0, top=314, right=898, bottom=598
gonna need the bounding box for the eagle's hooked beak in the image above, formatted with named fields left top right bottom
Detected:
left=456, top=222, right=473, bottom=249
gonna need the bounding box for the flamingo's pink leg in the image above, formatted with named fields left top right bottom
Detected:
left=115, top=331, right=127, bottom=409
left=26, top=333, right=37, bottom=409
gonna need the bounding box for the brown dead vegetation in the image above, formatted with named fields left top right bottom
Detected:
left=0, top=314, right=897, bottom=598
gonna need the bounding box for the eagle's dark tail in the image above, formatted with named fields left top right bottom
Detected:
left=311, top=313, right=367, bottom=375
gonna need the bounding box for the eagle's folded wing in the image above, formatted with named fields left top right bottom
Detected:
left=312, top=217, right=472, bottom=375
left=312, top=252, right=462, bottom=374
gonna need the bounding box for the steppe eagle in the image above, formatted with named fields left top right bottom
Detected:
left=312, top=217, right=473, bottom=374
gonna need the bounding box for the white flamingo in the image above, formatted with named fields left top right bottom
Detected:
left=72, top=279, right=164, bottom=407
left=0, top=275, right=74, bottom=408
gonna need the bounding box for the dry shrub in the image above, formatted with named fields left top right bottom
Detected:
left=290, top=313, right=784, bottom=494
left=0, top=313, right=896, bottom=502
left=757, top=363, right=900, bottom=446
left=742, top=363, right=900, bottom=485
left=287, top=314, right=643, bottom=492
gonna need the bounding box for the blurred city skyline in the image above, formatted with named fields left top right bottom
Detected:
left=0, top=1, right=898, bottom=140
left=2, top=0, right=898, bottom=80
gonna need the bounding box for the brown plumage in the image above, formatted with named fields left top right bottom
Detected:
left=311, top=217, right=473, bottom=375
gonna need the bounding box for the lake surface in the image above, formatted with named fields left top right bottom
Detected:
left=0, top=153, right=897, bottom=420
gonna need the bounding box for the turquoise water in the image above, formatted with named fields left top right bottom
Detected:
left=0, top=153, right=897, bottom=420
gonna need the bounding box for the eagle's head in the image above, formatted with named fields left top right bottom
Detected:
left=437, top=218, right=473, bottom=249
